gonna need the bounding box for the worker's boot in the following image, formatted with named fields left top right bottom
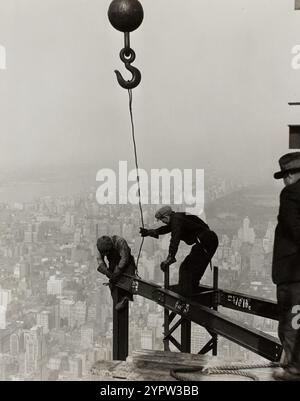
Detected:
left=115, top=296, right=130, bottom=311
left=273, top=367, right=300, bottom=381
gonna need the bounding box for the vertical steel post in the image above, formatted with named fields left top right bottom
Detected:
left=181, top=319, right=191, bottom=353
left=212, top=266, right=219, bottom=356
left=112, top=287, right=129, bottom=361
left=163, top=267, right=170, bottom=351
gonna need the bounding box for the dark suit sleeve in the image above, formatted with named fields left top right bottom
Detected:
left=279, top=186, right=300, bottom=245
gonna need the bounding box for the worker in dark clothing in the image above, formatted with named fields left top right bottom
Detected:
left=272, top=152, right=300, bottom=381
left=97, top=235, right=135, bottom=311
left=140, top=206, right=218, bottom=297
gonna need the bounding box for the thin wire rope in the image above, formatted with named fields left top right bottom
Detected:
left=128, top=88, right=144, bottom=273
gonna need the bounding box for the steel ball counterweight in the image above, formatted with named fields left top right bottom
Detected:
left=108, top=0, right=144, bottom=33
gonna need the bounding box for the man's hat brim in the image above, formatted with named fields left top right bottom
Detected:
left=274, top=167, right=300, bottom=179
left=274, top=170, right=285, bottom=179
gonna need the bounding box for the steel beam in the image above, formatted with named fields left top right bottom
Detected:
left=115, top=274, right=282, bottom=362
left=220, top=289, right=279, bottom=320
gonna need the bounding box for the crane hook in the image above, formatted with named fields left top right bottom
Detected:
left=114, top=47, right=141, bottom=90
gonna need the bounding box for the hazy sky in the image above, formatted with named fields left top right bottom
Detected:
left=0, top=0, right=300, bottom=182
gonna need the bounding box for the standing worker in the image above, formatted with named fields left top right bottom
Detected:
left=140, top=206, right=218, bottom=297
left=272, top=152, right=300, bottom=381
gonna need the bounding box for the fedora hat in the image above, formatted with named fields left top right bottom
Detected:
left=274, top=152, right=300, bottom=179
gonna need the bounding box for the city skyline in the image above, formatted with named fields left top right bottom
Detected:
left=0, top=176, right=280, bottom=380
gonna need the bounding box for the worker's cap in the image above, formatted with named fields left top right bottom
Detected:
left=97, top=236, right=113, bottom=254
left=155, top=206, right=173, bottom=220
left=274, top=152, right=300, bottom=179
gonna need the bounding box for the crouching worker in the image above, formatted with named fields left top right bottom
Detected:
left=96, top=235, right=136, bottom=311
left=140, top=206, right=218, bottom=297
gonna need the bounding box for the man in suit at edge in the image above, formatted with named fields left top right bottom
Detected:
left=272, top=152, right=300, bottom=381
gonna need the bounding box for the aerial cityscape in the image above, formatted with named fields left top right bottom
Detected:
left=0, top=170, right=280, bottom=381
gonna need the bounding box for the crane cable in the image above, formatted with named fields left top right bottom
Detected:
left=128, top=88, right=144, bottom=275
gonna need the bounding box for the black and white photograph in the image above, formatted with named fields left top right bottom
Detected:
left=0, top=0, right=300, bottom=385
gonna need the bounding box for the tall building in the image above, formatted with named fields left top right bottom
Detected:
left=46, top=304, right=60, bottom=330
left=0, top=288, right=12, bottom=308
left=65, top=212, right=75, bottom=227
left=87, top=305, right=97, bottom=322
left=74, top=228, right=82, bottom=245
left=140, top=329, right=154, bottom=350
left=47, top=276, right=64, bottom=296
left=80, top=326, right=94, bottom=349
left=74, top=301, right=87, bottom=327
left=37, top=311, right=51, bottom=334
left=69, top=357, right=82, bottom=378
left=0, top=306, right=7, bottom=329
left=263, top=221, right=275, bottom=253
left=238, top=217, right=255, bottom=244
left=59, top=299, right=75, bottom=327
left=250, top=239, right=265, bottom=273
left=14, top=261, right=29, bottom=280
left=10, top=333, right=20, bottom=356
left=191, top=324, right=210, bottom=354
left=24, top=326, right=44, bottom=376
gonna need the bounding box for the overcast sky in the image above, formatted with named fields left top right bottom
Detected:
left=0, top=0, right=300, bottom=182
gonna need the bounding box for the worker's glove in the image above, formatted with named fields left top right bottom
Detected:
left=110, top=269, right=122, bottom=284
left=97, top=263, right=109, bottom=276
left=139, top=227, right=159, bottom=238
left=160, top=255, right=176, bottom=272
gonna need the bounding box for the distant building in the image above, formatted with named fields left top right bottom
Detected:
left=250, top=239, right=265, bottom=273
left=47, top=276, right=64, bottom=296
left=69, top=357, right=82, bottom=378
left=37, top=311, right=51, bottom=334
left=263, top=221, right=275, bottom=253
left=238, top=217, right=255, bottom=244
left=140, top=329, right=154, bottom=350
left=74, top=228, right=82, bottom=245
left=87, top=305, right=97, bottom=322
left=14, top=261, right=30, bottom=280
left=191, top=324, right=210, bottom=354
left=10, top=333, right=21, bottom=356
left=59, top=299, right=75, bottom=327
left=65, top=212, right=75, bottom=227
left=80, top=326, right=94, bottom=349
left=74, top=301, right=87, bottom=327
left=0, top=306, right=7, bottom=329
left=24, top=326, right=44, bottom=376
left=0, top=288, right=12, bottom=308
